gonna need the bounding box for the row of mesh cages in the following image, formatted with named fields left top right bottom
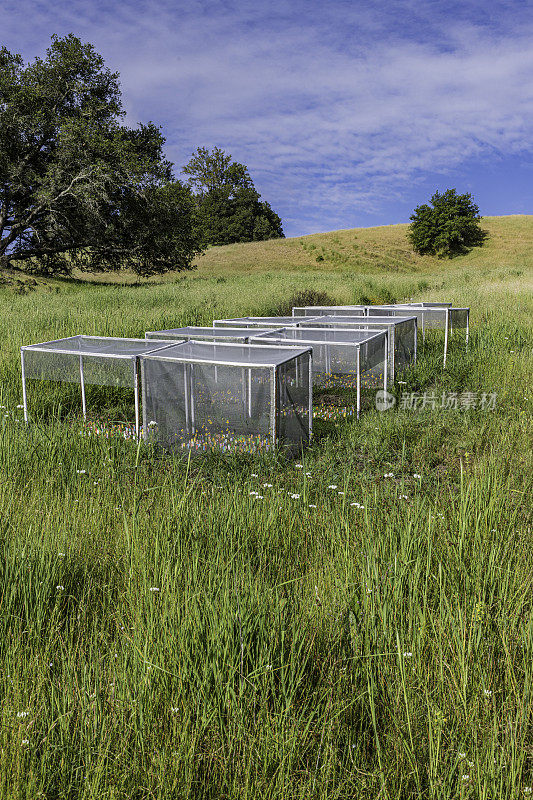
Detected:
left=213, top=316, right=322, bottom=329
left=291, top=305, right=469, bottom=367
left=140, top=341, right=313, bottom=454
left=296, top=316, right=416, bottom=380
left=249, top=328, right=387, bottom=417
left=145, top=326, right=274, bottom=344
left=20, top=336, right=179, bottom=436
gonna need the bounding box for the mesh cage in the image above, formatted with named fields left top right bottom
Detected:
left=22, top=336, right=174, bottom=389
left=146, top=327, right=273, bottom=344
left=250, top=328, right=368, bottom=389
left=389, top=318, right=416, bottom=373
left=292, top=306, right=367, bottom=317
left=141, top=341, right=311, bottom=454
left=214, top=317, right=309, bottom=329
left=277, top=353, right=311, bottom=447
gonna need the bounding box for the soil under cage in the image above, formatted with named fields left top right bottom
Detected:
left=20, top=336, right=179, bottom=437
left=145, top=326, right=275, bottom=344
left=249, top=327, right=387, bottom=419
left=140, top=341, right=313, bottom=455
left=213, top=316, right=321, bottom=329
left=297, top=315, right=417, bottom=381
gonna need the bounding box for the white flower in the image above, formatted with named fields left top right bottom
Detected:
left=467, top=761, right=474, bottom=767
left=403, top=652, right=412, bottom=658
left=149, top=587, right=160, bottom=592
left=290, top=493, right=300, bottom=499
left=262, top=483, right=273, bottom=488
left=76, top=469, right=86, bottom=475
left=295, top=464, right=303, bottom=469
left=148, top=420, right=157, bottom=427
left=462, top=774, right=470, bottom=781
left=384, top=472, right=394, bottom=478
left=458, top=752, right=466, bottom=759
left=58, top=552, right=65, bottom=557
left=16, top=711, right=29, bottom=718
left=413, top=473, right=422, bottom=479
left=171, top=707, right=179, bottom=713
left=484, top=689, right=492, bottom=697
left=328, top=484, right=337, bottom=489
left=16, top=404, right=24, bottom=409
left=251, top=473, right=258, bottom=477
left=254, top=495, right=264, bottom=500
left=21, top=739, right=29, bottom=745
left=305, top=472, right=312, bottom=477
left=309, top=504, right=317, bottom=508
left=265, top=664, right=272, bottom=670
left=249, top=491, right=259, bottom=496
left=338, top=491, right=345, bottom=495
left=56, top=585, right=64, bottom=590
left=524, top=788, right=532, bottom=795
left=400, top=494, right=408, bottom=500
left=350, top=502, right=364, bottom=509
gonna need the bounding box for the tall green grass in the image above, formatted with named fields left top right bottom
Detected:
left=0, top=259, right=531, bottom=798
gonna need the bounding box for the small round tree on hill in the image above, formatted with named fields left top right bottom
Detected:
left=409, top=189, right=486, bottom=258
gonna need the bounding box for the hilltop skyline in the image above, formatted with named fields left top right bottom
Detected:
left=3, top=0, right=533, bottom=236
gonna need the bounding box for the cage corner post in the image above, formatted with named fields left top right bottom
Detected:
left=443, top=308, right=449, bottom=368
left=133, top=357, right=140, bottom=439
left=356, top=346, right=361, bottom=420
left=271, top=365, right=279, bottom=447
left=308, top=351, right=313, bottom=442
left=79, top=354, right=87, bottom=420
left=20, top=348, right=28, bottom=423
left=383, top=334, right=388, bottom=395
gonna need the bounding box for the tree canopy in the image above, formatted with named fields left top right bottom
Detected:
left=409, top=189, right=486, bottom=258
left=182, top=147, right=284, bottom=246
left=0, top=35, right=201, bottom=275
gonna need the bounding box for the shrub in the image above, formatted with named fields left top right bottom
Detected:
left=273, top=288, right=335, bottom=316
left=409, top=189, right=486, bottom=258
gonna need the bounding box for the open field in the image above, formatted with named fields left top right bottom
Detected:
left=0, top=216, right=532, bottom=799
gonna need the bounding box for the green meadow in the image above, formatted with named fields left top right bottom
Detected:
left=0, top=215, right=531, bottom=799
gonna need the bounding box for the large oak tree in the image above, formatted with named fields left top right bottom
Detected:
left=0, top=35, right=201, bottom=275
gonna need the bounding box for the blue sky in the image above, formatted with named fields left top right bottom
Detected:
left=3, top=0, right=533, bottom=236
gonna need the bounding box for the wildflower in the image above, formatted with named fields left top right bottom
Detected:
left=262, top=483, right=273, bottom=488
left=251, top=473, right=258, bottom=477
left=16, top=711, right=29, bottom=718
left=403, top=652, right=412, bottom=658
left=148, top=420, right=157, bottom=427
left=17, top=404, right=24, bottom=409
left=328, top=484, right=337, bottom=489
left=350, top=502, right=364, bottom=509
left=413, top=473, right=422, bottom=479
left=458, top=752, right=466, bottom=759
left=384, top=472, right=394, bottom=478
left=484, top=689, right=492, bottom=697
left=400, top=494, right=408, bottom=500
left=254, top=495, right=264, bottom=500
left=338, top=491, right=345, bottom=495
left=249, top=491, right=259, bottom=496
left=524, top=788, right=532, bottom=795
left=58, top=552, right=65, bottom=557
left=467, top=761, right=474, bottom=768
left=462, top=774, right=470, bottom=781
left=309, top=504, right=317, bottom=508
left=149, top=587, right=160, bottom=592
left=76, top=469, right=86, bottom=475
left=295, top=464, right=303, bottom=469
left=21, top=739, right=29, bottom=745
left=305, top=472, right=312, bottom=477
left=290, top=493, right=300, bottom=499
left=171, top=707, right=179, bottom=713
left=56, top=585, right=64, bottom=590
left=265, top=664, right=272, bottom=670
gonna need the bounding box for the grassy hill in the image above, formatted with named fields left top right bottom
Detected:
left=0, top=215, right=531, bottom=799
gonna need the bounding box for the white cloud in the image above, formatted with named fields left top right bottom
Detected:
left=2, top=0, right=533, bottom=234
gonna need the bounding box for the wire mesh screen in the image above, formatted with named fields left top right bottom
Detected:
left=359, top=332, right=387, bottom=388
left=390, top=318, right=416, bottom=372
left=292, top=306, right=367, bottom=317
left=213, top=317, right=308, bottom=329
left=450, top=308, right=469, bottom=329
left=277, top=354, right=311, bottom=446
left=142, top=359, right=274, bottom=453
left=22, top=336, right=169, bottom=388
